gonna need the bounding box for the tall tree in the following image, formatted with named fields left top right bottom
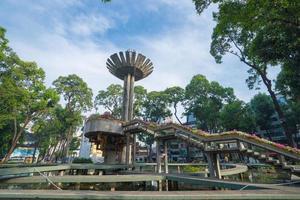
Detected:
left=250, top=93, right=276, bottom=140
left=185, top=74, right=235, bottom=132
left=94, top=84, right=123, bottom=119
left=220, top=100, right=256, bottom=133
left=133, top=85, right=147, bottom=118
left=0, top=51, right=58, bottom=163
left=53, top=74, right=93, bottom=160
left=143, top=91, right=171, bottom=123
left=165, top=86, right=185, bottom=124
left=192, top=0, right=298, bottom=146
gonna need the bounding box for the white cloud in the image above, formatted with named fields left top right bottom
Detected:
left=69, top=14, right=114, bottom=36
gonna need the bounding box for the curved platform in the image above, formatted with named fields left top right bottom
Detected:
left=107, top=51, right=153, bottom=81
left=84, top=117, right=124, bottom=139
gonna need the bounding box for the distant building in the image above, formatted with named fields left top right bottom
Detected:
left=10, top=132, right=38, bottom=163
left=186, top=113, right=197, bottom=128
left=135, top=144, right=149, bottom=162
left=256, top=94, right=300, bottom=145
left=79, top=131, right=91, bottom=158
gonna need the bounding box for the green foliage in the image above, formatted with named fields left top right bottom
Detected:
left=220, top=101, right=256, bottom=132
left=69, top=137, right=81, bottom=152
left=137, top=132, right=154, bottom=147
left=182, top=165, right=205, bottom=173
left=192, top=0, right=298, bottom=146
left=143, top=91, right=171, bottom=122
left=53, top=74, right=93, bottom=112
left=250, top=93, right=275, bottom=131
left=133, top=85, right=147, bottom=118
left=0, top=26, right=59, bottom=162
left=94, top=84, right=122, bottom=118
left=276, top=65, right=300, bottom=103
left=164, top=86, right=185, bottom=124
left=185, top=74, right=235, bottom=132
left=53, top=74, right=92, bottom=159
left=72, top=157, right=93, bottom=163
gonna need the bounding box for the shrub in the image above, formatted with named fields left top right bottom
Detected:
left=72, top=157, right=93, bottom=163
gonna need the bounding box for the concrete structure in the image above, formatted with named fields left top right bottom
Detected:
left=106, top=50, right=153, bottom=121
left=84, top=50, right=153, bottom=165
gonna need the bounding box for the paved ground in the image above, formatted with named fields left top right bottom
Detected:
left=0, top=189, right=300, bottom=200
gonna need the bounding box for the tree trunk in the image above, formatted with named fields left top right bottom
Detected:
left=32, top=140, right=39, bottom=164
left=49, top=142, right=60, bottom=163
left=0, top=118, right=30, bottom=164
left=64, top=128, right=74, bottom=163
left=174, top=105, right=182, bottom=124
left=261, top=74, right=296, bottom=147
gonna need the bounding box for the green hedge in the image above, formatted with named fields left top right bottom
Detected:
left=72, top=157, right=93, bottom=163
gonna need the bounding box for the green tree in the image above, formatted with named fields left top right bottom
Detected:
left=133, top=85, right=147, bottom=118
left=165, top=86, right=185, bottom=124
left=143, top=91, right=171, bottom=123
left=137, top=132, right=154, bottom=162
left=0, top=49, right=58, bottom=163
left=185, top=74, right=235, bottom=132
left=250, top=93, right=275, bottom=140
left=220, top=100, right=256, bottom=132
left=192, top=0, right=298, bottom=146
left=94, top=84, right=123, bottom=119
left=53, top=74, right=93, bottom=160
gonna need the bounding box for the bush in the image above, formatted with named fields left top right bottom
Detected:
left=182, top=165, right=205, bottom=173
left=72, top=157, right=93, bottom=163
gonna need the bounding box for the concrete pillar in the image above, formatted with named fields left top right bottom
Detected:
left=158, top=180, right=162, bottom=191
left=59, top=170, right=64, bottom=176
left=128, top=74, right=135, bottom=120
left=165, top=180, right=169, bottom=191
left=213, top=153, right=221, bottom=179
left=126, top=133, right=130, bottom=165
left=121, top=144, right=126, bottom=164
left=206, top=153, right=215, bottom=178
left=132, top=133, right=136, bottom=166
left=164, top=141, right=169, bottom=174
left=122, top=74, right=130, bottom=121
left=156, top=140, right=162, bottom=173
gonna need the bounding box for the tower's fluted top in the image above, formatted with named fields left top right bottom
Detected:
left=106, top=50, right=154, bottom=81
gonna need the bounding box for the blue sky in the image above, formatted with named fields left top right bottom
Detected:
left=0, top=0, right=279, bottom=118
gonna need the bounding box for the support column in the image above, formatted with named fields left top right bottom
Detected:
left=158, top=180, right=162, bottom=191
left=213, top=153, right=221, bottom=179
left=128, top=74, right=135, bottom=120
left=206, top=153, right=215, bottom=178
left=122, top=74, right=131, bottom=121
left=156, top=140, right=161, bottom=173
left=164, top=141, right=168, bottom=174
left=132, top=133, right=136, bottom=167
left=126, top=132, right=130, bottom=165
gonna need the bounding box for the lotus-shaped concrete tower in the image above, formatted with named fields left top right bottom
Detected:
left=106, top=50, right=154, bottom=121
